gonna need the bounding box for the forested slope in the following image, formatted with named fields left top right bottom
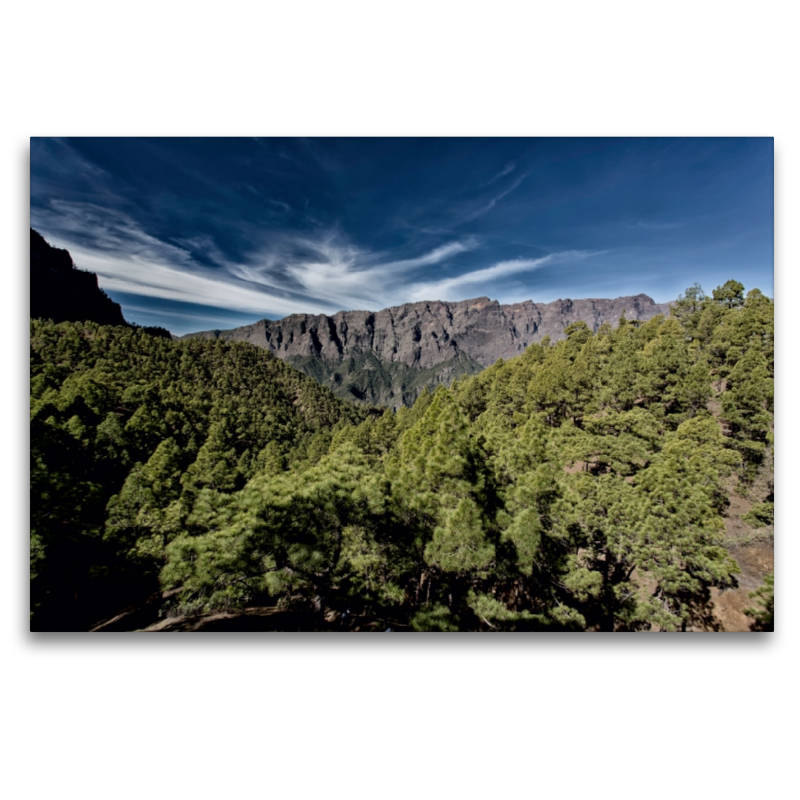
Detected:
left=30, top=281, right=774, bottom=631
left=30, top=322, right=371, bottom=630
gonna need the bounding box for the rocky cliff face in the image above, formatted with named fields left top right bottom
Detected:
left=186, top=294, right=672, bottom=366
left=185, top=293, right=672, bottom=407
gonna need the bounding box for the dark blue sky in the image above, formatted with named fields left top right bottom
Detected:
left=30, top=137, right=773, bottom=335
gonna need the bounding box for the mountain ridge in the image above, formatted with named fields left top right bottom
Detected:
left=183, top=293, right=672, bottom=407
left=184, top=293, right=672, bottom=368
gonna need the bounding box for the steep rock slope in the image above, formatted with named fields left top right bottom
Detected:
left=185, top=294, right=671, bottom=407
left=186, top=295, right=669, bottom=368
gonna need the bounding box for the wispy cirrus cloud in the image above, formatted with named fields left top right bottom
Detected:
left=33, top=195, right=609, bottom=329
left=380, top=239, right=479, bottom=271
left=460, top=174, right=527, bottom=223
left=407, top=250, right=601, bottom=302
left=482, top=162, right=516, bottom=185
left=231, top=234, right=481, bottom=310
left=32, top=199, right=485, bottom=321
left=66, top=244, right=326, bottom=319
left=33, top=201, right=331, bottom=319
left=121, top=304, right=256, bottom=329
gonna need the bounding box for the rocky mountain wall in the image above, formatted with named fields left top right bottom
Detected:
left=186, top=293, right=672, bottom=369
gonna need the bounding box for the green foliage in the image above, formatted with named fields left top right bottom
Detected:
left=410, top=604, right=460, bottom=632
left=672, top=282, right=706, bottom=317
left=466, top=591, right=543, bottom=631
left=743, top=502, right=774, bottom=528
left=30, top=319, right=370, bottom=629
left=634, top=415, right=740, bottom=630
left=712, top=279, right=745, bottom=309
left=287, top=351, right=483, bottom=409
left=31, top=281, right=773, bottom=631
left=744, top=573, right=774, bottom=631
left=425, top=497, right=494, bottom=574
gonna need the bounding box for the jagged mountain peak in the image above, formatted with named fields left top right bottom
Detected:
left=184, top=291, right=671, bottom=407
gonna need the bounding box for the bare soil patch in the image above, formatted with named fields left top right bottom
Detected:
left=709, top=543, right=774, bottom=632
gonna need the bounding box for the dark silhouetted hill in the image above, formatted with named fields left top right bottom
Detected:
left=30, top=228, right=127, bottom=325
left=30, top=228, right=172, bottom=339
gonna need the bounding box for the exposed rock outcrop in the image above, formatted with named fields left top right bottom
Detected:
left=185, top=293, right=672, bottom=407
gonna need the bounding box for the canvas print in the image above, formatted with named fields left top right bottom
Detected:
left=29, top=137, right=774, bottom=632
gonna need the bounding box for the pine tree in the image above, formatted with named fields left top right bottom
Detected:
left=721, top=346, right=773, bottom=478
left=712, top=279, right=745, bottom=309
left=387, top=388, right=495, bottom=616
left=744, top=573, right=774, bottom=631
left=634, top=416, right=740, bottom=630
left=105, top=437, right=185, bottom=566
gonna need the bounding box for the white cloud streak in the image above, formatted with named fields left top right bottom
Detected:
left=34, top=201, right=334, bottom=318
left=122, top=304, right=252, bottom=329
left=380, top=239, right=478, bottom=271
left=63, top=244, right=327, bottom=318
left=229, top=234, right=481, bottom=311
left=461, top=175, right=527, bottom=222
left=33, top=200, right=480, bottom=318
left=407, top=250, right=602, bottom=302
left=33, top=200, right=606, bottom=330
left=483, top=162, right=516, bottom=185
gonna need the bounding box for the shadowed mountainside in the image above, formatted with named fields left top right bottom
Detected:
left=30, top=228, right=127, bottom=326
left=30, top=229, right=173, bottom=339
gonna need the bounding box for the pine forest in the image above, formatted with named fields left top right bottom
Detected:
left=30, top=281, right=774, bottom=631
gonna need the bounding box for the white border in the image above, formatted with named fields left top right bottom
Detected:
left=4, top=3, right=795, bottom=798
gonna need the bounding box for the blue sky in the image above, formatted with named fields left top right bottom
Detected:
left=30, top=137, right=773, bottom=335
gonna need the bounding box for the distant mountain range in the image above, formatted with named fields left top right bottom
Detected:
left=28, top=227, right=673, bottom=408
left=184, top=294, right=672, bottom=407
